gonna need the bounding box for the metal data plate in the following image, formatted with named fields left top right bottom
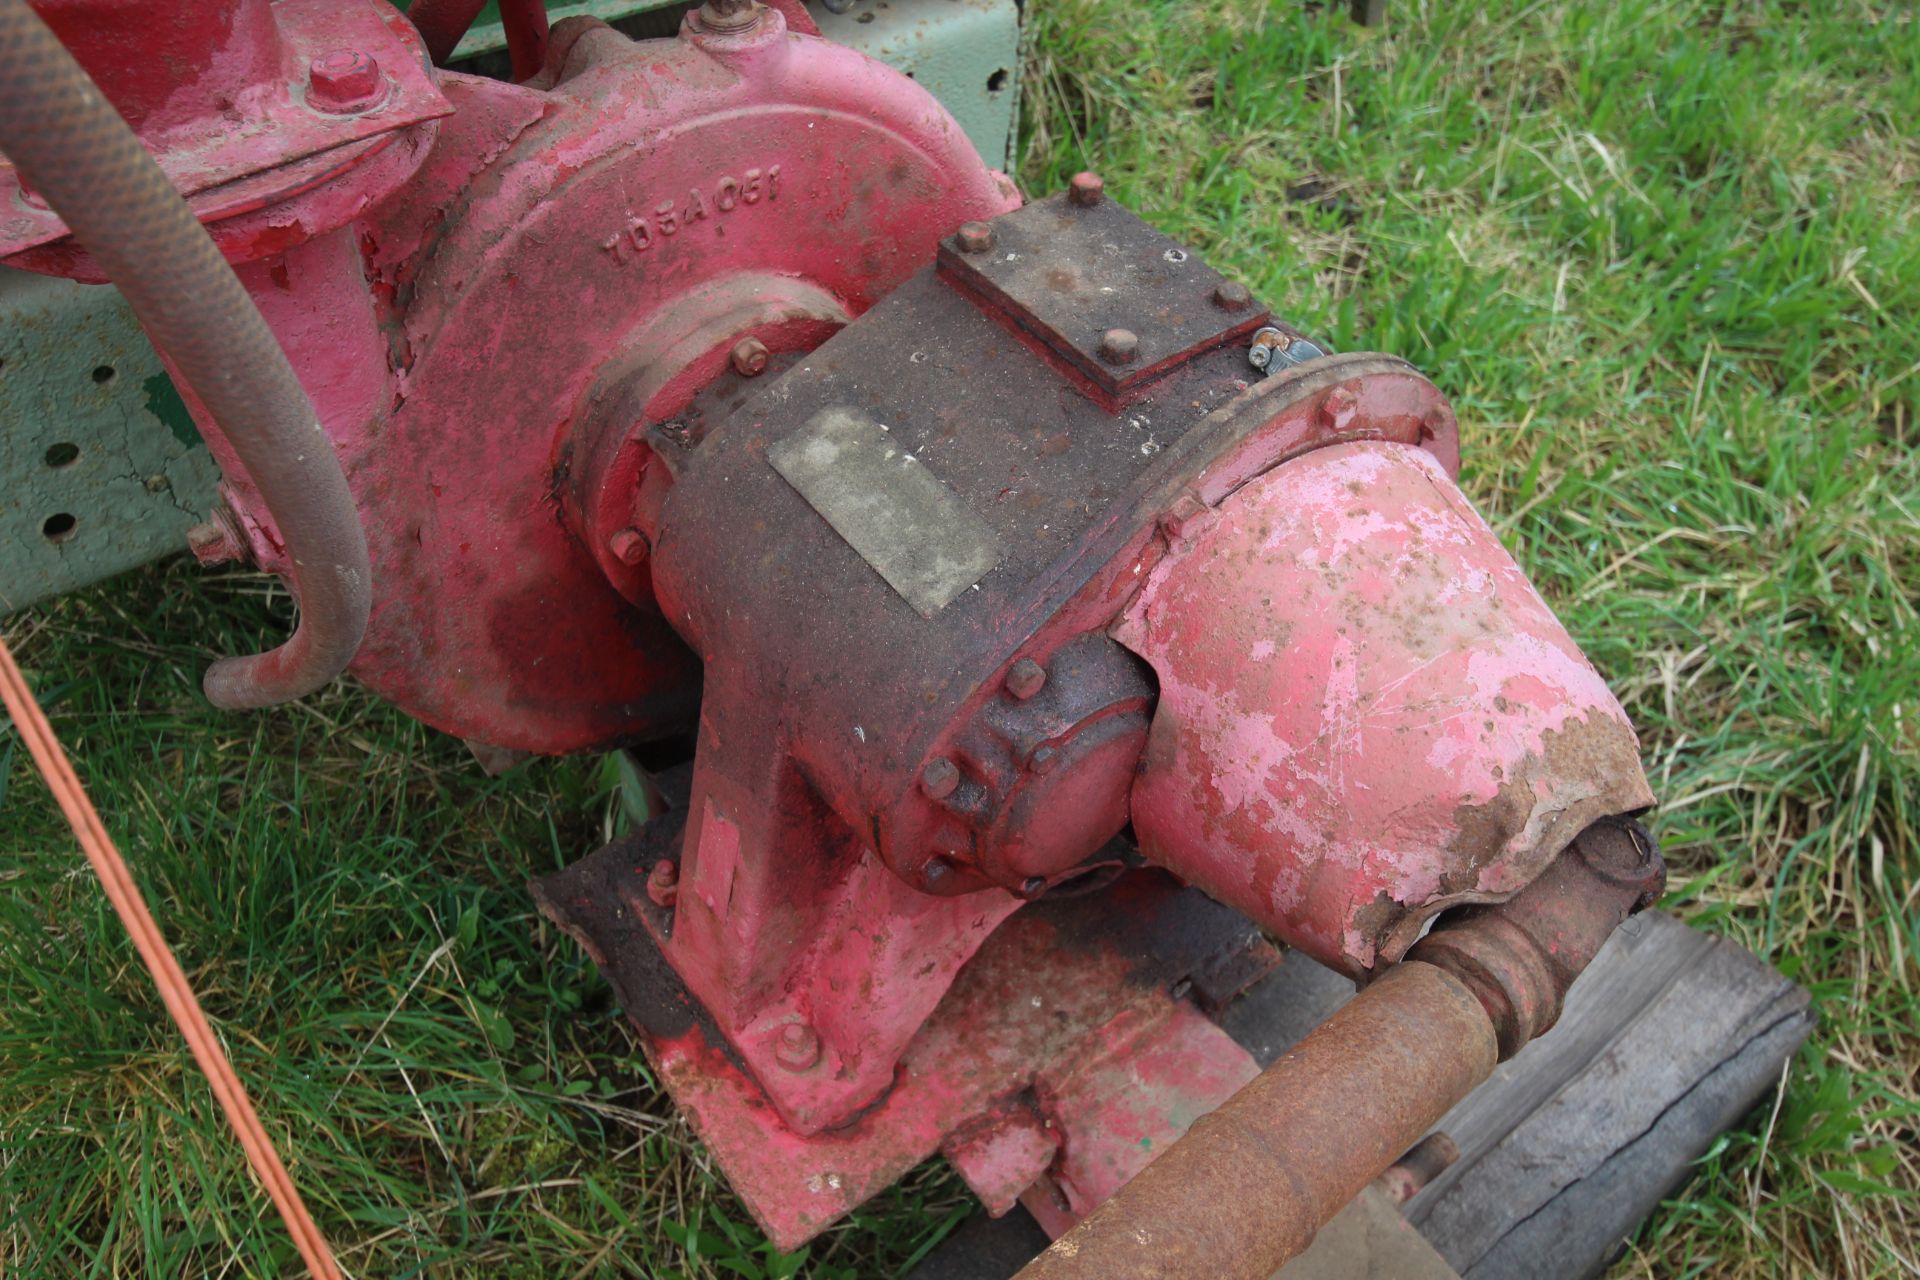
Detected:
left=769, top=406, right=1001, bottom=617
left=937, top=194, right=1270, bottom=400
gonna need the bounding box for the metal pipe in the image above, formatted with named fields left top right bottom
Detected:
left=0, top=0, right=370, bottom=708
left=409, top=0, right=549, bottom=80
left=499, top=0, right=552, bottom=82
left=1018, top=960, right=1499, bottom=1280
left=405, top=0, right=490, bottom=65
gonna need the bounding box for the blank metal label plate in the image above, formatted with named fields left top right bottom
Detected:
left=769, top=406, right=1000, bottom=617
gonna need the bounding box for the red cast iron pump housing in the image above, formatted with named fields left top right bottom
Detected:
left=0, top=0, right=1664, bottom=1270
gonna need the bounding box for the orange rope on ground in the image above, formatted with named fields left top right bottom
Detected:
left=0, top=634, right=343, bottom=1280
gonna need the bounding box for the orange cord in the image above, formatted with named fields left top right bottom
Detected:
left=0, top=634, right=343, bottom=1280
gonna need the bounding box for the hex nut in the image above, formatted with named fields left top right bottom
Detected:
left=1098, top=328, right=1139, bottom=365
left=700, top=0, right=763, bottom=29
left=920, top=756, right=961, bottom=800
left=1006, top=657, right=1047, bottom=700
left=1213, top=280, right=1254, bottom=312
left=1320, top=385, right=1360, bottom=430
left=609, top=527, right=650, bottom=566
left=730, top=336, right=770, bottom=377
left=774, top=1022, right=822, bottom=1071
left=308, top=50, right=383, bottom=112
left=647, top=860, right=679, bottom=908
left=1158, top=493, right=1210, bottom=540
left=185, top=519, right=242, bottom=567
left=956, top=221, right=996, bottom=253
left=1068, top=171, right=1105, bottom=207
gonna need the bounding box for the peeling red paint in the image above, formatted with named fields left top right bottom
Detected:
left=1118, top=441, right=1654, bottom=977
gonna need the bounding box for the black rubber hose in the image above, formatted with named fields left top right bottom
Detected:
left=0, top=0, right=371, bottom=709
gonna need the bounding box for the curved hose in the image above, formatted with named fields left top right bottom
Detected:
left=0, top=0, right=371, bottom=709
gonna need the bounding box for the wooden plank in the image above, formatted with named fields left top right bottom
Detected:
left=1404, top=913, right=1814, bottom=1278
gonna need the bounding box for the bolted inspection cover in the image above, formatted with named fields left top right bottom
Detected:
left=936, top=191, right=1271, bottom=401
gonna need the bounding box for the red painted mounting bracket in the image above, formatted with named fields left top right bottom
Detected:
left=532, top=811, right=1281, bottom=1250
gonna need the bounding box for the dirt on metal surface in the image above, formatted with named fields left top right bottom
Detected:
left=1117, top=440, right=1656, bottom=977
left=1016, top=822, right=1666, bottom=1278
left=1410, top=814, right=1666, bottom=1058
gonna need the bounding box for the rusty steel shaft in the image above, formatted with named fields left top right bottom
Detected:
left=1018, top=816, right=1665, bottom=1280
left=1016, top=960, right=1497, bottom=1280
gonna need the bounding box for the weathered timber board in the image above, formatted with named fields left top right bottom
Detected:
left=1404, top=912, right=1815, bottom=1279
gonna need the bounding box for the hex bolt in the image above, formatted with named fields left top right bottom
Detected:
left=1158, top=492, right=1210, bottom=541
left=185, top=519, right=242, bottom=567
left=923, top=858, right=953, bottom=889
left=774, top=1021, right=822, bottom=1071
left=1020, top=876, right=1047, bottom=898
left=1213, top=280, right=1253, bottom=312
left=308, top=50, right=384, bottom=112
left=1006, top=657, right=1047, bottom=700
left=1097, top=328, right=1139, bottom=365
left=1068, top=171, right=1105, bottom=207
left=730, top=336, right=770, bottom=377
left=1320, top=384, right=1360, bottom=430
left=956, top=221, right=996, bottom=253
left=920, top=756, right=961, bottom=800
left=1028, top=745, right=1059, bottom=774
left=647, top=859, right=679, bottom=908
left=700, top=0, right=763, bottom=31
left=608, top=527, right=650, bottom=566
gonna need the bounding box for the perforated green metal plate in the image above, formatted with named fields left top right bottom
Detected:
left=0, top=269, right=220, bottom=612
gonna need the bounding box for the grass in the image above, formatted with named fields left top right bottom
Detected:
left=3, top=0, right=1917, bottom=1275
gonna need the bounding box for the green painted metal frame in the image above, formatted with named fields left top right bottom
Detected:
left=0, top=269, right=219, bottom=612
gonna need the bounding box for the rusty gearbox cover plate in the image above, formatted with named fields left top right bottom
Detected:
left=936, top=192, right=1271, bottom=399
